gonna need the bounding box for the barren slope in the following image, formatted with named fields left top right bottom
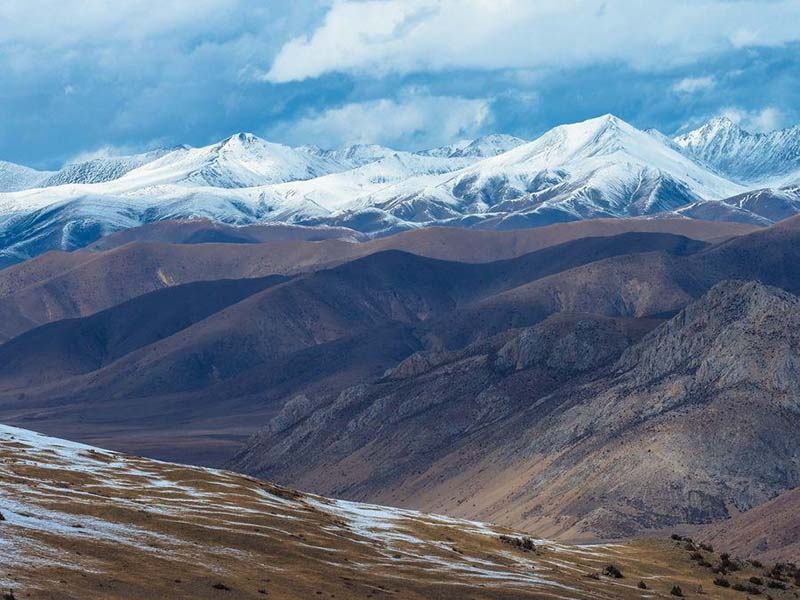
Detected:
left=0, top=274, right=287, bottom=387
left=700, top=487, right=800, bottom=564
left=0, top=233, right=705, bottom=463
left=232, top=281, right=800, bottom=542
left=0, top=218, right=755, bottom=342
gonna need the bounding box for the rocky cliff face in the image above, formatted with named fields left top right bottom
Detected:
left=515, top=280, right=800, bottom=535
left=228, top=313, right=656, bottom=515
left=617, top=280, right=800, bottom=395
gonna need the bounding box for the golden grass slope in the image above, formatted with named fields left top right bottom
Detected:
left=2, top=424, right=796, bottom=599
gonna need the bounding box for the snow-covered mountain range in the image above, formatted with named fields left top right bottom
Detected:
left=674, top=116, right=800, bottom=185
left=0, top=160, right=54, bottom=192
left=2, top=114, right=799, bottom=264
left=350, top=115, right=744, bottom=231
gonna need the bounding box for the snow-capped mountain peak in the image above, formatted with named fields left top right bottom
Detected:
left=674, top=117, right=800, bottom=184
left=674, top=116, right=746, bottom=154
left=487, top=113, right=658, bottom=168
left=302, top=143, right=400, bottom=168
left=222, top=131, right=259, bottom=145
left=448, top=134, right=527, bottom=158
left=366, top=114, right=745, bottom=229
left=474, top=114, right=732, bottom=180
left=0, top=160, right=53, bottom=192
left=39, top=147, right=179, bottom=187
left=693, top=115, right=741, bottom=135
left=416, top=139, right=472, bottom=158
left=108, top=133, right=355, bottom=190
left=2, top=113, right=800, bottom=262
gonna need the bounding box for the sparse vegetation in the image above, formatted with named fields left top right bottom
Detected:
left=699, top=542, right=713, bottom=552
left=602, top=564, right=623, bottom=579
left=498, top=534, right=536, bottom=552
left=266, top=484, right=305, bottom=502
left=8, top=419, right=797, bottom=600
left=716, top=552, right=741, bottom=573
left=688, top=548, right=713, bottom=568
left=3, top=590, right=16, bottom=600
left=732, top=582, right=762, bottom=594
left=768, top=562, right=799, bottom=581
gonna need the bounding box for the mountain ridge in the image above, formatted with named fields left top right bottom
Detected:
left=674, top=116, right=800, bottom=184
left=3, top=113, right=798, bottom=263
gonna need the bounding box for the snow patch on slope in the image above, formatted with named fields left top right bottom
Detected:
left=0, top=423, right=626, bottom=597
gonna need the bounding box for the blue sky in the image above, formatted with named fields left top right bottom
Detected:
left=1, top=0, right=799, bottom=169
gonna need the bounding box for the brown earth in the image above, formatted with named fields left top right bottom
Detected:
left=699, top=486, right=800, bottom=564
left=0, top=217, right=756, bottom=342
left=0, top=232, right=705, bottom=463
left=3, top=424, right=796, bottom=600
left=2, top=217, right=799, bottom=560
left=231, top=280, right=800, bottom=543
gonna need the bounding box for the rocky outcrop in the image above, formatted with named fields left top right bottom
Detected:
left=231, top=281, right=800, bottom=542
left=617, top=279, right=800, bottom=397
left=515, top=280, right=800, bottom=535
left=495, top=315, right=641, bottom=373
left=228, top=313, right=653, bottom=508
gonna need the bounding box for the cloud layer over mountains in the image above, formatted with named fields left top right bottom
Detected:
left=2, top=1, right=799, bottom=170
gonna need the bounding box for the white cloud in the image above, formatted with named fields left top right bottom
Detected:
left=265, top=0, right=800, bottom=83
left=729, top=28, right=761, bottom=49
left=0, top=1, right=241, bottom=46
left=66, top=145, right=138, bottom=164
left=65, top=136, right=174, bottom=164
left=672, top=76, right=715, bottom=94
left=720, top=106, right=787, bottom=133
left=268, top=94, right=491, bottom=149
